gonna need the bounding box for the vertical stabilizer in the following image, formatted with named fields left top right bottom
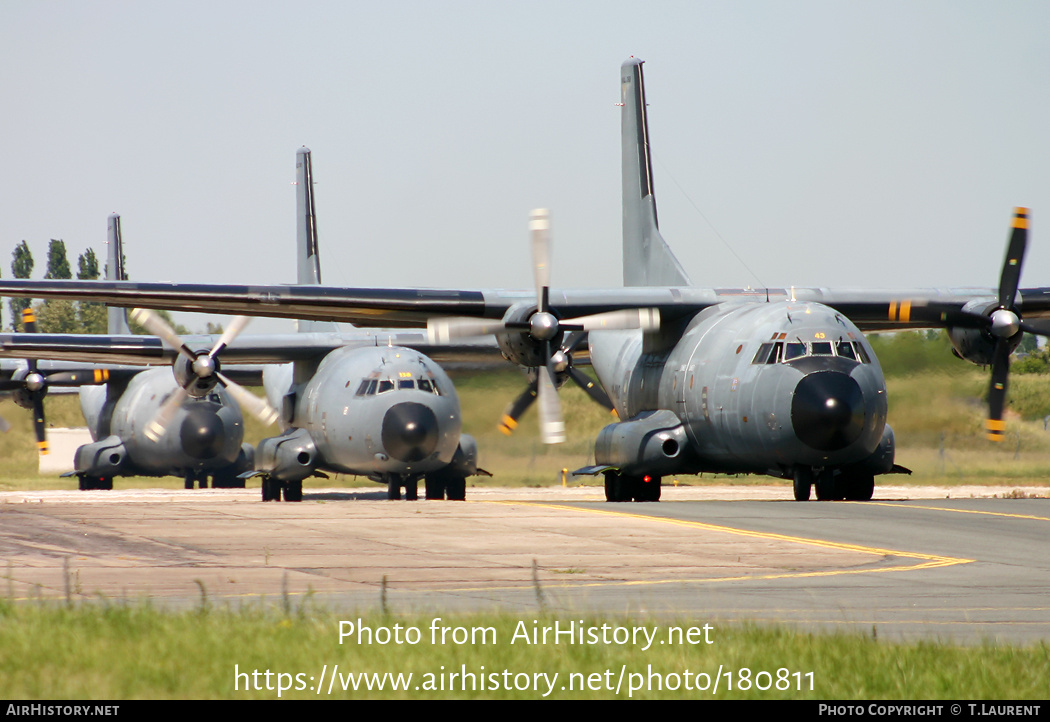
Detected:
left=106, top=214, right=131, bottom=334
left=294, top=147, right=338, bottom=333
left=621, top=58, right=691, bottom=287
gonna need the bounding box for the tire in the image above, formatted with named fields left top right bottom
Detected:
left=404, top=479, right=419, bottom=501
left=386, top=478, right=401, bottom=500
left=424, top=473, right=447, bottom=500
left=445, top=475, right=466, bottom=501
left=842, top=472, right=875, bottom=501
left=282, top=480, right=303, bottom=502
left=637, top=475, right=661, bottom=502
left=793, top=469, right=812, bottom=501
left=261, top=477, right=280, bottom=502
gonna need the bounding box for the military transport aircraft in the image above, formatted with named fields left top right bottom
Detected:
left=0, top=148, right=487, bottom=501
left=0, top=60, right=1044, bottom=502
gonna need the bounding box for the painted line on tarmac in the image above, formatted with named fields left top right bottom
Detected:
left=865, top=501, right=1050, bottom=522
left=416, top=501, right=974, bottom=593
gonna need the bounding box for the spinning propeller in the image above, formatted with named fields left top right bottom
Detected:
left=428, top=209, right=657, bottom=443
left=130, top=308, right=279, bottom=442
left=0, top=308, right=111, bottom=454
left=906, top=208, right=1042, bottom=441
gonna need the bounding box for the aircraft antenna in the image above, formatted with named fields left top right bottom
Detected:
left=652, top=153, right=765, bottom=289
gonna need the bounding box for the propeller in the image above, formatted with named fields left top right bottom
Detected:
left=913, top=208, right=1039, bottom=441
left=0, top=308, right=112, bottom=454
left=429, top=209, right=653, bottom=443
left=983, top=208, right=1030, bottom=442
left=496, top=332, right=617, bottom=436
left=129, top=308, right=279, bottom=442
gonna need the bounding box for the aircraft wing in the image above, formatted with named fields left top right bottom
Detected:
left=0, top=328, right=503, bottom=367
left=1, top=279, right=1050, bottom=333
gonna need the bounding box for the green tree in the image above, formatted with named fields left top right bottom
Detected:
left=37, top=240, right=76, bottom=333
left=77, top=248, right=107, bottom=333
left=10, top=241, right=33, bottom=331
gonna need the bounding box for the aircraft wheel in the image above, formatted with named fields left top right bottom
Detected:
left=814, top=471, right=841, bottom=501
left=792, top=469, right=812, bottom=501
left=446, top=475, right=466, bottom=501
left=184, top=475, right=194, bottom=490
left=637, top=475, right=661, bottom=502
left=282, top=480, right=303, bottom=502
left=424, top=473, right=447, bottom=500
left=604, top=471, right=634, bottom=502
left=96, top=476, right=113, bottom=491
left=405, top=478, right=419, bottom=501
left=78, top=474, right=91, bottom=491
left=842, top=472, right=874, bottom=501
left=386, top=477, right=401, bottom=501
left=261, top=477, right=280, bottom=502
left=212, top=473, right=245, bottom=489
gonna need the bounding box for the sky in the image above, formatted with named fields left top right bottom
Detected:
left=1, top=1, right=1049, bottom=333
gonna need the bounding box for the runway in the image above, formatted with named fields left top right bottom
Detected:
left=1, top=484, right=1048, bottom=644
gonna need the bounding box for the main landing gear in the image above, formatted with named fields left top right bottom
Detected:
left=603, top=471, right=661, bottom=502
left=383, top=472, right=467, bottom=501
left=77, top=474, right=112, bottom=491
left=793, top=467, right=874, bottom=501
left=261, top=478, right=303, bottom=502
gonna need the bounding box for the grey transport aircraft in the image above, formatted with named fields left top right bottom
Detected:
left=0, top=60, right=1045, bottom=502
left=0, top=149, right=488, bottom=501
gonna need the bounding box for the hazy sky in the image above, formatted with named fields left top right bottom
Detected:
left=2, top=1, right=1048, bottom=332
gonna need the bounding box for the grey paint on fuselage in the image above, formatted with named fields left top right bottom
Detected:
left=589, top=300, right=887, bottom=475
left=78, top=369, right=246, bottom=477
left=262, top=344, right=461, bottom=478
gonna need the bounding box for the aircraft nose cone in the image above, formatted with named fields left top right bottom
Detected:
left=180, top=404, right=225, bottom=459
left=791, top=371, right=865, bottom=452
left=382, top=402, right=439, bottom=463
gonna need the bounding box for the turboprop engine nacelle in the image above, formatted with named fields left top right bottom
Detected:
left=496, top=303, right=564, bottom=368
left=254, top=427, right=318, bottom=483
left=593, top=409, right=690, bottom=476
left=947, top=301, right=1022, bottom=366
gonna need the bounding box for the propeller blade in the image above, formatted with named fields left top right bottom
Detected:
left=537, top=344, right=565, bottom=444
left=217, top=372, right=279, bottom=427
left=497, top=378, right=539, bottom=435
left=986, top=338, right=1011, bottom=442
left=31, top=395, right=47, bottom=455
left=998, top=207, right=1028, bottom=310
left=427, top=317, right=510, bottom=344
left=562, top=308, right=661, bottom=332
left=530, top=209, right=551, bottom=310
left=144, top=385, right=189, bottom=442
left=131, top=308, right=194, bottom=359
left=567, top=367, right=616, bottom=412
left=210, top=315, right=252, bottom=358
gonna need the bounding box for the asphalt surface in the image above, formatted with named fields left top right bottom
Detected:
left=1, top=483, right=1048, bottom=643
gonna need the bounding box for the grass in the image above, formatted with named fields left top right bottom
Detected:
left=0, top=603, right=1047, bottom=699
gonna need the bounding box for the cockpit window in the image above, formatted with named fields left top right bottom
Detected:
left=752, top=343, right=775, bottom=364
left=398, top=379, right=415, bottom=390
left=356, top=380, right=370, bottom=396
left=377, top=380, right=395, bottom=394
left=752, top=338, right=872, bottom=364
left=418, top=379, right=433, bottom=393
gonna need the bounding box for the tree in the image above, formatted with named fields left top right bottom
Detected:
left=77, top=248, right=107, bottom=333
left=10, top=241, right=33, bottom=331
left=37, top=240, right=76, bottom=333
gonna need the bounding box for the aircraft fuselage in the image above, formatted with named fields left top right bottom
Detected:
left=589, top=300, right=891, bottom=481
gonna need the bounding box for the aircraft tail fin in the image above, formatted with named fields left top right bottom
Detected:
left=620, top=58, right=691, bottom=288
left=295, top=147, right=339, bottom=332
left=106, top=214, right=131, bottom=334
